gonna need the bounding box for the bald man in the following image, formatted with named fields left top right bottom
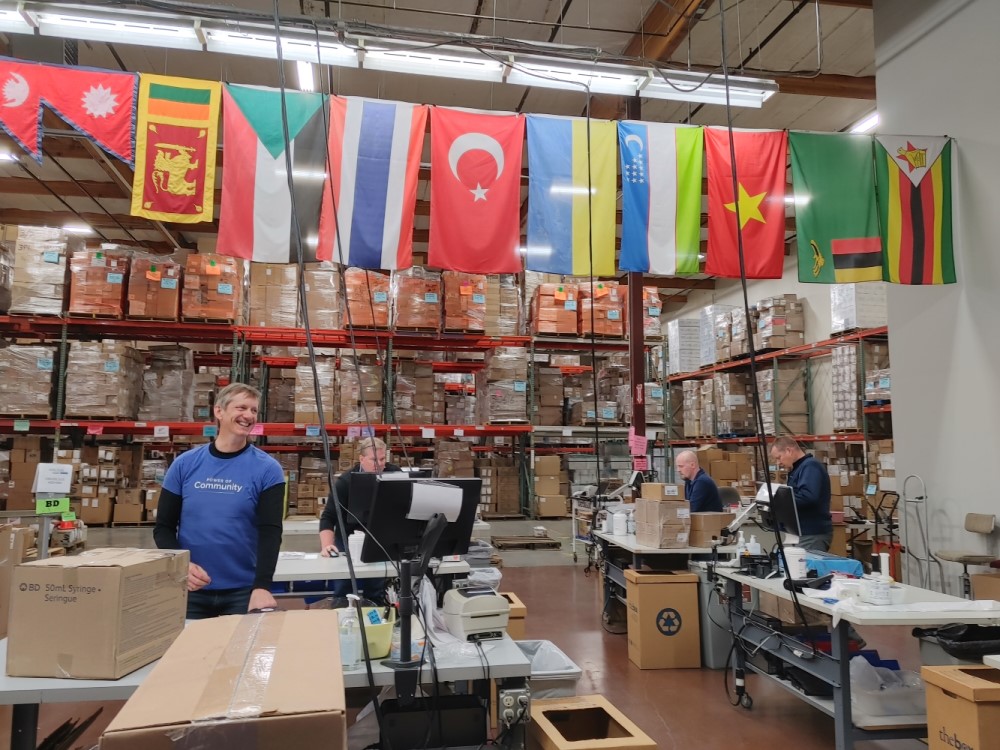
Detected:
left=676, top=451, right=723, bottom=513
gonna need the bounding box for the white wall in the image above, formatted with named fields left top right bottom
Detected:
left=665, top=253, right=837, bottom=434
left=874, top=0, right=1000, bottom=592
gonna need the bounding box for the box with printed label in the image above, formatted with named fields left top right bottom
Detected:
left=639, top=483, right=686, bottom=501
left=7, top=548, right=188, bottom=679
left=922, top=665, right=1000, bottom=750
left=535, top=495, right=568, bottom=518
left=625, top=569, right=700, bottom=669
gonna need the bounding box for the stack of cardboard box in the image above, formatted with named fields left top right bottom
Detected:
left=729, top=307, right=756, bottom=359
left=343, top=268, right=389, bottom=328
left=138, top=454, right=167, bottom=522
left=266, top=368, right=296, bottom=423
left=533, top=455, right=568, bottom=518
left=296, top=457, right=329, bottom=517
left=713, top=373, right=754, bottom=435
left=485, top=275, right=521, bottom=336
left=578, top=280, right=624, bottom=337
left=436, top=441, right=475, bottom=478
left=665, top=386, right=684, bottom=440
left=682, top=380, right=701, bottom=438
left=865, top=368, right=891, bottom=401
left=393, top=267, right=441, bottom=331
left=64, top=341, right=144, bottom=419
left=689, top=510, right=737, bottom=548
left=74, top=445, right=143, bottom=525
left=700, top=304, right=736, bottom=367
left=8, top=226, right=79, bottom=315
left=68, top=247, right=129, bottom=317
left=697, top=446, right=755, bottom=498
left=0, top=236, right=12, bottom=312
left=831, top=282, right=887, bottom=334
left=667, top=318, right=700, bottom=375
left=617, top=382, right=665, bottom=425
left=756, top=362, right=809, bottom=435
left=337, top=356, right=383, bottom=424
left=270, top=454, right=300, bottom=515
left=629, top=286, right=663, bottom=340
left=0, top=344, right=55, bottom=417
left=127, top=255, right=181, bottom=320
left=443, top=271, right=487, bottom=332
left=5, top=437, right=42, bottom=511
left=181, top=253, right=245, bottom=322
left=531, top=282, right=579, bottom=335
left=477, top=347, right=528, bottom=423
left=294, top=356, right=336, bottom=424
left=635, top=484, right=689, bottom=548
left=302, top=263, right=341, bottom=330
left=138, top=346, right=195, bottom=422
left=534, top=367, right=564, bottom=426
left=393, top=360, right=436, bottom=424
left=699, top=378, right=716, bottom=437
left=476, top=457, right=520, bottom=516
left=754, top=294, right=805, bottom=350
left=442, top=374, right=477, bottom=424
left=192, top=373, right=216, bottom=422
left=249, top=263, right=299, bottom=328
left=868, top=438, right=896, bottom=495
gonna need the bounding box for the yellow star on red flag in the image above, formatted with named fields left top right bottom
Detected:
left=724, top=183, right=767, bottom=229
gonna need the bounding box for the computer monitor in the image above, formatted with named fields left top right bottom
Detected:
left=360, top=476, right=481, bottom=564
left=757, top=483, right=802, bottom=545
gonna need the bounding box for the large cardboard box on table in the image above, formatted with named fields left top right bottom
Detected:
left=922, top=665, right=1000, bottom=750
left=99, top=611, right=347, bottom=750
left=625, top=569, right=700, bottom=669
left=7, top=548, right=189, bottom=679
left=688, top=511, right=736, bottom=548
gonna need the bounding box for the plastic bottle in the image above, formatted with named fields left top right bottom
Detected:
left=390, top=618, right=403, bottom=661
left=626, top=512, right=636, bottom=535
left=736, top=531, right=747, bottom=556
left=339, top=594, right=361, bottom=671
left=747, top=535, right=762, bottom=556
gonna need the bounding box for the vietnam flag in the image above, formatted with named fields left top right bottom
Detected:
left=705, top=128, right=788, bottom=279
left=427, top=107, right=524, bottom=273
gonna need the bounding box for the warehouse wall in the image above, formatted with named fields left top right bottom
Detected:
left=873, top=0, right=1000, bottom=592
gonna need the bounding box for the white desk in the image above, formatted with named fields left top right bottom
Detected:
left=983, top=654, right=1000, bottom=669
left=715, top=568, right=1000, bottom=750
left=282, top=517, right=320, bottom=536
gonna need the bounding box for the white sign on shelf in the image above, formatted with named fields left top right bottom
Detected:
left=153, top=425, right=170, bottom=439
left=31, top=463, right=74, bottom=494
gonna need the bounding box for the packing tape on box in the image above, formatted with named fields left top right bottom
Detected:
left=185, top=612, right=282, bottom=726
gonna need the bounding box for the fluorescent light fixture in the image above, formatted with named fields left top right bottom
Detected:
left=63, top=223, right=94, bottom=235
left=785, top=193, right=810, bottom=207
left=850, top=111, right=879, bottom=134
left=36, top=11, right=202, bottom=50
left=204, top=29, right=356, bottom=67
left=642, top=75, right=776, bottom=108
left=0, top=152, right=19, bottom=163
left=363, top=48, right=504, bottom=83
left=0, top=8, right=35, bottom=34
left=525, top=245, right=553, bottom=258
left=296, top=61, right=315, bottom=92
left=506, top=60, right=647, bottom=96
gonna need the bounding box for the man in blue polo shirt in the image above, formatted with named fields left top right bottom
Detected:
left=154, top=382, right=285, bottom=619
left=677, top=450, right=723, bottom=512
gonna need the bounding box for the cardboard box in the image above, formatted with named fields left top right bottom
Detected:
left=640, top=483, right=685, bottom=501
left=971, top=574, right=1000, bottom=602
left=688, top=512, right=736, bottom=548
left=501, top=592, right=526, bottom=640
left=7, top=548, right=189, bottom=679
left=81, top=496, right=114, bottom=525
left=922, top=665, right=1000, bottom=750
left=99, top=611, right=347, bottom=750
left=0, top=525, right=17, bottom=639
left=625, top=570, right=700, bottom=669
left=536, top=495, right=567, bottom=518
left=534, top=476, right=561, bottom=496
left=529, top=695, right=656, bottom=750
left=113, top=504, right=145, bottom=524
left=534, top=456, right=562, bottom=475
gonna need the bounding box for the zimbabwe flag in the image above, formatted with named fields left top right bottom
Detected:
left=875, top=136, right=955, bottom=285
left=131, top=74, right=221, bottom=223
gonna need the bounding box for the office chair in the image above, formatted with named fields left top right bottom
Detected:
left=933, top=513, right=997, bottom=598
left=718, top=487, right=741, bottom=507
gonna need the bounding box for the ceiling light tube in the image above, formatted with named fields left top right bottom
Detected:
left=363, top=48, right=504, bottom=83
left=850, top=111, right=879, bottom=134
left=296, top=61, right=315, bottom=92
left=36, top=11, right=202, bottom=50
left=506, top=61, right=645, bottom=96
left=0, top=8, right=34, bottom=34
left=204, top=29, right=356, bottom=67
left=642, top=77, right=776, bottom=108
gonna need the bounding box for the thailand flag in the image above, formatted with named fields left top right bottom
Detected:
left=318, top=97, right=427, bottom=270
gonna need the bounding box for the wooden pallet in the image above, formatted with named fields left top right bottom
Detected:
left=491, top=535, right=562, bottom=550
left=490, top=553, right=503, bottom=568
left=0, top=413, right=51, bottom=420
left=481, top=513, right=525, bottom=520
left=127, top=315, right=180, bottom=322
left=394, top=325, right=440, bottom=333
left=62, top=414, right=133, bottom=421
left=110, top=522, right=156, bottom=527
left=181, top=316, right=239, bottom=324
left=67, top=311, right=124, bottom=319
left=23, top=546, right=67, bottom=560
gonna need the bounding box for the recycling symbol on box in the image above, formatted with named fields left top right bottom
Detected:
left=656, top=608, right=682, bottom=636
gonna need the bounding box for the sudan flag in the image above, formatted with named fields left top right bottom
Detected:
left=790, top=132, right=882, bottom=283
left=131, top=74, right=220, bottom=223
left=875, top=135, right=955, bottom=285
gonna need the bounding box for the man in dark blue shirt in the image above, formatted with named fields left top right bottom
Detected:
left=770, top=436, right=832, bottom=552
left=677, top=450, right=723, bottom=512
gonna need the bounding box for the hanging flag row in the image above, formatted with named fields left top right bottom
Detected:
left=0, top=58, right=956, bottom=285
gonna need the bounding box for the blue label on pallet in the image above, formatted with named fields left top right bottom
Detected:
left=648, top=307, right=661, bottom=316
left=424, top=292, right=439, bottom=303
left=586, top=410, right=596, bottom=419
left=601, top=407, right=616, bottom=419
left=472, top=293, right=486, bottom=304
left=651, top=387, right=663, bottom=399
left=373, top=291, right=388, bottom=303
left=202, top=425, right=218, bottom=437
left=161, top=277, right=178, bottom=290
left=564, top=300, right=577, bottom=311
left=43, top=251, right=60, bottom=264
left=305, top=425, right=321, bottom=437
left=608, top=309, right=620, bottom=321
left=106, top=272, right=124, bottom=284
left=217, top=283, right=233, bottom=295
left=37, top=358, right=53, bottom=371
left=104, top=359, right=120, bottom=373
left=513, top=380, right=526, bottom=392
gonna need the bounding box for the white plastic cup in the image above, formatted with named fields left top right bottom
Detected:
left=348, top=532, right=365, bottom=560
left=783, top=546, right=808, bottom=578
left=612, top=512, right=628, bottom=536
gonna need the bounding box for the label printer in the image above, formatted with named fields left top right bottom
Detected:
left=443, top=587, right=510, bottom=641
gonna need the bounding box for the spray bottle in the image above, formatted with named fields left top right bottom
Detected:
left=339, top=594, right=361, bottom=671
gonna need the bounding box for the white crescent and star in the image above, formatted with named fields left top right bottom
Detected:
left=447, top=132, right=505, bottom=202
left=624, top=133, right=643, bottom=151
left=2, top=73, right=29, bottom=108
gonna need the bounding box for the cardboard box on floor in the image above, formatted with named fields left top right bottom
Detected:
left=7, top=548, right=189, bottom=679
left=972, top=574, right=1000, bottom=602
left=625, top=569, right=700, bottom=669
left=922, top=665, right=1000, bottom=750
left=529, top=694, right=656, bottom=750
left=99, top=611, right=347, bottom=750
left=501, top=592, right=526, bottom=640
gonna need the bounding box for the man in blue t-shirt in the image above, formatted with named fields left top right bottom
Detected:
left=677, top=450, right=723, bottom=513
left=154, top=383, right=285, bottom=619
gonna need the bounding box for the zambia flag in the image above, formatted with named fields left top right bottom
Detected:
left=875, top=135, right=955, bottom=285
left=790, top=132, right=882, bottom=283
left=131, top=74, right=220, bottom=223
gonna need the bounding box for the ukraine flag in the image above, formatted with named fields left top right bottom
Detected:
left=524, top=115, right=617, bottom=276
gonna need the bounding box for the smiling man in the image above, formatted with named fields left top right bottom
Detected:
left=154, top=383, right=285, bottom=619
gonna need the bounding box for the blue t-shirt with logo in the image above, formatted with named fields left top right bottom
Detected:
left=163, top=443, right=284, bottom=590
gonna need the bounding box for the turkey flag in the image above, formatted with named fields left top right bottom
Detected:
left=428, top=107, right=524, bottom=273
left=0, top=58, right=136, bottom=164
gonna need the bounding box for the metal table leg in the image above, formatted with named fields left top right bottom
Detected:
left=11, top=703, right=38, bottom=750
left=831, top=621, right=854, bottom=750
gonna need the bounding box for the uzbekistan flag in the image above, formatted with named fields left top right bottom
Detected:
left=217, top=84, right=329, bottom=263
left=317, top=97, right=427, bottom=270
left=131, top=74, right=220, bottom=223
left=875, top=135, right=955, bottom=285
left=525, top=114, right=617, bottom=276
left=618, top=121, right=703, bottom=276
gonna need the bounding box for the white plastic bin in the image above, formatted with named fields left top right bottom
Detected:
left=515, top=640, right=582, bottom=699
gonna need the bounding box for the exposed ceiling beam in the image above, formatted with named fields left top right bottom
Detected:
left=0, top=208, right=214, bottom=236
left=775, top=73, right=876, bottom=99
left=618, top=276, right=716, bottom=291
left=622, top=0, right=715, bottom=61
